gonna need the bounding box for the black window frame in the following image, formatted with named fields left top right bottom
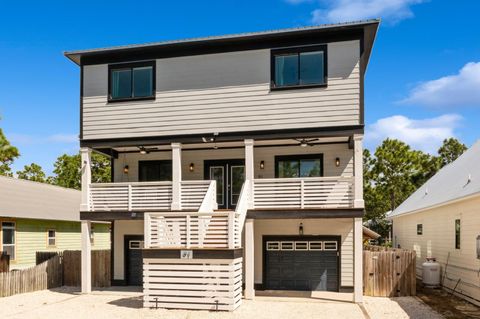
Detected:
left=274, top=154, right=324, bottom=178
left=108, top=61, right=156, bottom=103
left=417, top=224, right=423, bottom=235
left=270, top=45, right=328, bottom=91
left=455, top=219, right=461, bottom=250
left=138, top=160, right=172, bottom=182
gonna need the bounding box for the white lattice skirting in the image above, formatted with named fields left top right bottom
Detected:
left=143, top=257, right=243, bottom=311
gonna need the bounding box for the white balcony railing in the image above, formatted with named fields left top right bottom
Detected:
left=88, top=180, right=211, bottom=212
left=253, top=176, right=355, bottom=209
left=89, top=181, right=173, bottom=211
left=144, top=180, right=250, bottom=249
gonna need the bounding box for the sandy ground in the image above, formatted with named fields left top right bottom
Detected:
left=0, top=287, right=444, bottom=319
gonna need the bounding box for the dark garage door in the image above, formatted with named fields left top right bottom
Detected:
left=125, top=235, right=144, bottom=286
left=264, top=236, right=339, bottom=291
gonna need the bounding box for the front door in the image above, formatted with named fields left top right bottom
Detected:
left=204, top=159, right=245, bottom=209
left=124, top=235, right=144, bottom=286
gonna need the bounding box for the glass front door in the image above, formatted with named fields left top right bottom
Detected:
left=205, top=160, right=245, bottom=209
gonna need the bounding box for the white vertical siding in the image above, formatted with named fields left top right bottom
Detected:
left=82, top=40, right=360, bottom=140
left=392, top=196, right=480, bottom=305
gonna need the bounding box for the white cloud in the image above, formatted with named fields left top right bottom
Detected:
left=8, top=133, right=78, bottom=146
left=366, top=114, right=463, bottom=153
left=286, top=0, right=425, bottom=24
left=401, top=62, right=480, bottom=108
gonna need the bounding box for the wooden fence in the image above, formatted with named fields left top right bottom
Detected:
left=0, top=255, right=62, bottom=297
left=0, top=253, right=9, bottom=273
left=36, top=250, right=111, bottom=288
left=363, top=246, right=416, bottom=297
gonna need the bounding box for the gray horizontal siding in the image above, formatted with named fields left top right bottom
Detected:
left=82, top=40, right=360, bottom=140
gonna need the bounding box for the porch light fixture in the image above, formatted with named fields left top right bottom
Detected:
left=260, top=161, right=265, bottom=169
left=299, top=223, right=304, bottom=236
left=335, top=157, right=340, bottom=167
left=123, top=165, right=129, bottom=174
left=189, top=163, right=195, bottom=172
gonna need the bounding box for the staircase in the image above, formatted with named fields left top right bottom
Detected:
left=142, top=180, right=251, bottom=311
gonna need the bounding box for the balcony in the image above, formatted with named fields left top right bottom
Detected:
left=86, top=176, right=355, bottom=212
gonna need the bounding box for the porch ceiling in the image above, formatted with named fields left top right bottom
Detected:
left=108, top=136, right=350, bottom=154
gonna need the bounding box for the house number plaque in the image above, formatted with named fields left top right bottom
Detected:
left=180, top=250, right=193, bottom=259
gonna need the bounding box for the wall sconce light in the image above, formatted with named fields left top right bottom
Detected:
left=260, top=161, right=265, bottom=170
left=123, top=165, right=129, bottom=174
left=299, top=223, right=304, bottom=236
left=189, top=163, right=195, bottom=172
left=335, top=157, right=340, bottom=167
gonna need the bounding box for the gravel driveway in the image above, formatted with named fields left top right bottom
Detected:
left=0, top=287, right=443, bottom=319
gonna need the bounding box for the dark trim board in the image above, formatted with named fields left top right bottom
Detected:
left=143, top=248, right=243, bottom=260
left=111, top=279, right=127, bottom=286
left=80, top=125, right=364, bottom=149
left=80, top=212, right=146, bottom=221
left=247, top=208, right=364, bottom=219
left=262, top=235, right=341, bottom=292
left=81, top=208, right=364, bottom=221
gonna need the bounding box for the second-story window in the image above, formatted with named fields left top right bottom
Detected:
left=109, top=61, right=155, bottom=101
left=271, top=45, right=327, bottom=89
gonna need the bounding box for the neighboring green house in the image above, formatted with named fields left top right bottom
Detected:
left=0, top=175, right=110, bottom=269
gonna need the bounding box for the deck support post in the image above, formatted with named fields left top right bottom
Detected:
left=171, top=143, right=182, bottom=210
left=353, top=134, right=364, bottom=208
left=244, top=139, right=254, bottom=209
left=353, top=217, right=363, bottom=303
left=81, top=220, right=92, bottom=294
left=80, top=147, right=92, bottom=212
left=244, top=218, right=255, bottom=299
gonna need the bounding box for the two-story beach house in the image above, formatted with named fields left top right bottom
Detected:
left=65, top=20, right=379, bottom=310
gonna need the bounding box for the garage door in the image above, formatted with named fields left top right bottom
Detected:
left=125, top=236, right=144, bottom=286
left=264, top=236, right=339, bottom=291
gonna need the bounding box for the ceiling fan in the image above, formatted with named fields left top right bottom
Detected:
left=138, top=146, right=157, bottom=154
left=294, top=138, right=319, bottom=147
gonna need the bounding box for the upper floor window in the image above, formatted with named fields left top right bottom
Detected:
left=417, top=224, right=423, bottom=235
left=47, top=229, right=56, bottom=247
left=275, top=154, right=323, bottom=178
left=109, top=61, right=155, bottom=102
left=271, top=45, right=327, bottom=90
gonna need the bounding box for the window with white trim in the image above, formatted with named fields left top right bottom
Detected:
left=47, top=229, right=56, bottom=247
left=2, top=222, right=15, bottom=260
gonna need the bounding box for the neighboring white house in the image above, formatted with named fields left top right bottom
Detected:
left=64, top=20, right=380, bottom=310
left=389, top=140, right=480, bottom=306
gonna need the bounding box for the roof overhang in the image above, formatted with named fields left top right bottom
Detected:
left=64, top=19, right=380, bottom=70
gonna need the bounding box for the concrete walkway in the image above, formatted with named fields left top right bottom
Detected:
left=0, top=287, right=443, bottom=319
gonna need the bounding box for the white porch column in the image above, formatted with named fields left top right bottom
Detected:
left=353, top=217, right=363, bottom=303
left=244, top=139, right=254, bottom=209
left=171, top=143, right=182, bottom=210
left=80, top=148, right=92, bottom=211
left=81, top=220, right=92, bottom=293
left=244, top=218, right=255, bottom=299
left=353, top=134, right=364, bottom=208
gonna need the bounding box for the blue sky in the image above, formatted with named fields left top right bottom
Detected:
left=1, top=0, right=479, bottom=175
